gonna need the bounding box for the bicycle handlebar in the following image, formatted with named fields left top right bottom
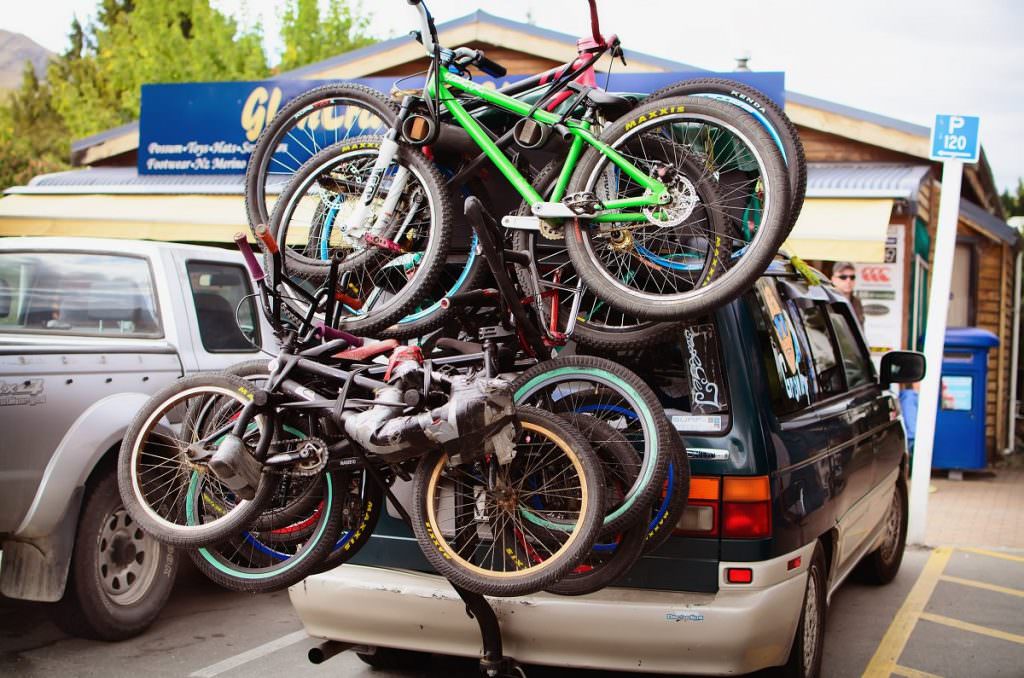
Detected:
left=408, top=0, right=437, bottom=55
left=315, top=322, right=364, bottom=348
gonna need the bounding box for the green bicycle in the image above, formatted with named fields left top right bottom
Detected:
left=269, top=0, right=792, bottom=335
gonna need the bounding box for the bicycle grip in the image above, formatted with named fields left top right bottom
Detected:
left=440, top=288, right=500, bottom=309
left=254, top=224, right=279, bottom=255
left=233, top=233, right=266, bottom=281
left=315, top=322, right=364, bottom=347
left=476, top=54, right=507, bottom=78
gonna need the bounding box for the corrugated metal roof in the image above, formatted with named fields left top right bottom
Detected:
left=6, top=167, right=285, bottom=195
left=70, top=121, right=140, bottom=153
left=960, top=198, right=1020, bottom=246
left=805, top=163, right=932, bottom=199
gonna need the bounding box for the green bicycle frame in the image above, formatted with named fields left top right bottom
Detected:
left=428, top=70, right=669, bottom=219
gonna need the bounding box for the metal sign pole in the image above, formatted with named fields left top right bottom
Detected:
left=908, top=159, right=963, bottom=545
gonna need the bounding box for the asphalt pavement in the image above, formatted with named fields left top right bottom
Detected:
left=2, top=546, right=1021, bottom=677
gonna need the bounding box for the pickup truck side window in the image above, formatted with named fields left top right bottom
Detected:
left=749, top=278, right=813, bottom=416
left=827, top=307, right=875, bottom=389
left=186, top=261, right=259, bottom=352
left=796, top=303, right=844, bottom=398
left=0, top=252, right=161, bottom=338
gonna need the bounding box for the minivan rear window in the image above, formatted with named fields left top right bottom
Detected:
left=622, top=318, right=731, bottom=435
left=0, top=252, right=161, bottom=338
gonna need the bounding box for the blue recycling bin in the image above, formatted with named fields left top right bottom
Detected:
left=933, top=327, right=999, bottom=470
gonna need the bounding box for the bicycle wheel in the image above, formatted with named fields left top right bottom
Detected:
left=642, top=431, right=690, bottom=554
left=315, top=467, right=384, bottom=572
left=270, top=135, right=453, bottom=336
left=512, top=355, right=672, bottom=535
left=245, top=83, right=398, bottom=230
left=216, top=359, right=383, bottom=567
left=545, top=415, right=646, bottom=596
left=565, top=95, right=790, bottom=320
left=117, top=374, right=278, bottom=548
left=511, top=162, right=681, bottom=350
left=648, top=78, right=806, bottom=233
left=412, top=406, right=604, bottom=597
left=188, top=469, right=347, bottom=593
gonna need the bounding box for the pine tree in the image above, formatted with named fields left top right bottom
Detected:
left=1000, top=178, right=1024, bottom=217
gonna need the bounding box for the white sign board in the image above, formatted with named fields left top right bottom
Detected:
left=853, top=224, right=905, bottom=361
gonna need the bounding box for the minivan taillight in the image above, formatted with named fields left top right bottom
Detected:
left=674, top=476, right=720, bottom=537
left=721, top=476, right=771, bottom=539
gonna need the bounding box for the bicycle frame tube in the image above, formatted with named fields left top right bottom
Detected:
left=432, top=71, right=667, bottom=209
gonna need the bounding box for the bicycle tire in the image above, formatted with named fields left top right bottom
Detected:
left=117, top=373, right=278, bottom=548
left=642, top=429, right=690, bottom=554
left=512, top=355, right=671, bottom=535
left=545, top=415, right=646, bottom=596
left=269, top=135, right=453, bottom=336
left=315, top=467, right=384, bottom=572
left=411, top=406, right=605, bottom=597
left=647, top=77, right=806, bottom=232
left=188, top=470, right=347, bottom=593
left=564, top=95, right=791, bottom=321
left=216, top=358, right=383, bottom=565
left=245, top=83, right=398, bottom=230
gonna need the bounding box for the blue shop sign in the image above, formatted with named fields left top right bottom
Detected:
left=137, top=71, right=784, bottom=174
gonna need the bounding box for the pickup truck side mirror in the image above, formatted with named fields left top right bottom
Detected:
left=879, top=350, right=926, bottom=387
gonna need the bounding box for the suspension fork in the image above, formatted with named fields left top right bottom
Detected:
left=343, top=97, right=413, bottom=233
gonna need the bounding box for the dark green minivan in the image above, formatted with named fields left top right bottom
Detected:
left=290, top=260, right=925, bottom=676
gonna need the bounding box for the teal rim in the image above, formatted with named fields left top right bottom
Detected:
left=514, top=366, right=659, bottom=530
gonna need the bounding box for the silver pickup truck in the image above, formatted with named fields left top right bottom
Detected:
left=0, top=237, right=273, bottom=640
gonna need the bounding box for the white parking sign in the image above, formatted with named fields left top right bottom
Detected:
left=930, top=114, right=980, bottom=162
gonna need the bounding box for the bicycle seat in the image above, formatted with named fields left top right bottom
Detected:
left=334, top=338, right=400, bottom=362
left=567, top=81, right=633, bottom=120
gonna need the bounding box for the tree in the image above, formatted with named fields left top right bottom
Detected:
left=0, top=62, right=70, bottom=190
left=50, top=0, right=268, bottom=139
left=278, top=0, right=375, bottom=73
left=1001, top=178, right=1024, bottom=217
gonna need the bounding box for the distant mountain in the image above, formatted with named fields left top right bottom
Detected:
left=0, top=30, right=54, bottom=93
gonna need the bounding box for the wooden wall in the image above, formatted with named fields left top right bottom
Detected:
left=798, top=127, right=924, bottom=164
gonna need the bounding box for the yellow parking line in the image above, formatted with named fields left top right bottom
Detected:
left=939, top=574, right=1024, bottom=598
left=957, top=547, right=1024, bottom=564
left=892, top=665, right=943, bottom=678
left=918, top=612, right=1024, bottom=645
left=863, top=547, right=953, bottom=678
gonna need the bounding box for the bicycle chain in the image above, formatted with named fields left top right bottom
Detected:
left=268, top=436, right=329, bottom=477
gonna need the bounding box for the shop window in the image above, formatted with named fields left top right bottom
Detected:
left=186, top=261, right=259, bottom=352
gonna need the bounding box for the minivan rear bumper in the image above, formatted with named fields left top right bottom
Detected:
left=289, top=543, right=815, bottom=676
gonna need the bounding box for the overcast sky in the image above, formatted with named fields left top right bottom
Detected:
left=6, top=0, right=1023, bottom=193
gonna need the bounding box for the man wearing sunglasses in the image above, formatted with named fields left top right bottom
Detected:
left=831, top=261, right=865, bottom=326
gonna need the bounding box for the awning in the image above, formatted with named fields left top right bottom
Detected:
left=784, top=198, right=894, bottom=263
left=0, top=193, right=248, bottom=242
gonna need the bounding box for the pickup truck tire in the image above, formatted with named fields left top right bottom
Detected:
left=52, top=471, right=178, bottom=641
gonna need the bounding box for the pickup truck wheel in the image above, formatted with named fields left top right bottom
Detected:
left=51, top=471, right=178, bottom=641
left=777, top=542, right=826, bottom=678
